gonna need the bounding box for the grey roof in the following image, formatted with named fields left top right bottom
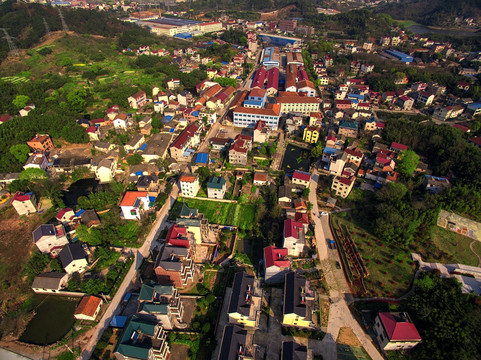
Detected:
left=339, top=120, right=358, bottom=130
left=176, top=218, right=201, bottom=227
left=284, top=272, right=307, bottom=317
left=98, top=158, right=114, bottom=169
left=126, top=134, right=144, bottom=147
left=179, top=203, right=198, bottom=218
left=81, top=209, right=100, bottom=226
left=0, top=172, right=20, bottom=181
left=31, top=272, right=67, bottom=290
left=143, top=133, right=172, bottom=157
left=228, top=272, right=255, bottom=317
left=155, top=244, right=188, bottom=272
left=207, top=176, right=226, bottom=190
left=218, top=325, right=249, bottom=360
left=59, top=243, right=86, bottom=267
left=278, top=185, right=294, bottom=199
left=94, top=141, right=111, bottom=149
left=137, top=175, right=158, bottom=188
left=282, top=341, right=308, bottom=360
left=33, top=224, right=56, bottom=243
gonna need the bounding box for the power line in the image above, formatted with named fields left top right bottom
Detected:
left=43, top=17, right=51, bottom=36
left=0, top=28, right=20, bottom=57
left=57, top=8, right=69, bottom=32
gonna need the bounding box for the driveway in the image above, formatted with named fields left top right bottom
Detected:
left=254, top=288, right=283, bottom=360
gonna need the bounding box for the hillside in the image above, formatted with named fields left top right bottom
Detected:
left=376, top=0, right=481, bottom=27
left=0, top=0, right=152, bottom=63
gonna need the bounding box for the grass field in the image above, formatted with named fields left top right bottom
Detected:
left=333, top=214, right=416, bottom=298
left=395, top=20, right=421, bottom=28
left=170, top=198, right=256, bottom=230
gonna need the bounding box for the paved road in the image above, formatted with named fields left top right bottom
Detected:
left=309, top=170, right=384, bottom=360
left=79, top=186, right=179, bottom=360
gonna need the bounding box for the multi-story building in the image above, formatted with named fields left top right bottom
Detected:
left=169, top=123, right=201, bottom=161
left=27, top=134, right=54, bottom=152
left=32, top=223, right=69, bottom=255
left=113, top=316, right=170, bottom=360
left=302, top=126, right=320, bottom=144
left=338, top=120, right=358, bottom=138
left=374, top=312, right=421, bottom=351
left=253, top=120, right=270, bottom=143
left=264, top=246, right=291, bottom=284
left=179, top=173, right=200, bottom=198
left=218, top=325, right=255, bottom=360
left=127, top=90, right=147, bottom=109
left=283, top=219, right=307, bottom=257
left=331, top=175, right=355, bottom=198
left=120, top=191, right=151, bottom=220
left=416, top=91, right=435, bottom=106
left=137, top=283, right=184, bottom=330
left=233, top=105, right=281, bottom=130
left=292, top=170, right=311, bottom=187
left=154, top=244, right=194, bottom=288
left=95, top=157, right=117, bottom=183
left=207, top=176, right=227, bottom=199
left=244, top=89, right=267, bottom=108
left=283, top=272, right=317, bottom=328
left=276, top=93, right=320, bottom=115
left=227, top=272, right=262, bottom=328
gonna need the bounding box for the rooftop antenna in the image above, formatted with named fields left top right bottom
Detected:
left=57, top=8, right=69, bottom=32
left=42, top=17, right=51, bottom=37
left=0, top=28, right=20, bottom=57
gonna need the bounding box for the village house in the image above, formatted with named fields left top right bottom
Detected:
left=283, top=219, right=307, bottom=257
left=128, top=90, right=147, bottom=109
left=424, top=175, right=451, bottom=193
left=11, top=191, right=37, bottom=216
left=292, top=170, right=311, bottom=188
left=154, top=244, right=194, bottom=288
left=31, top=272, right=69, bottom=294
left=218, top=325, right=254, bottom=360
left=124, top=134, right=145, bottom=152
left=80, top=209, right=101, bottom=228
left=56, top=208, right=76, bottom=224
left=59, top=242, right=88, bottom=274
left=120, top=191, right=151, bottom=220
left=338, top=120, right=358, bottom=138
left=27, top=134, right=54, bottom=152
left=113, top=113, right=129, bottom=130
left=253, top=120, right=270, bottom=143
left=207, top=176, right=226, bottom=199
left=264, top=246, right=290, bottom=284
left=416, top=91, right=435, bottom=106
left=95, top=158, right=117, bottom=183
left=302, top=126, right=320, bottom=144
left=227, top=272, right=262, bottom=328
left=374, top=312, right=421, bottom=351
left=179, top=174, right=200, bottom=198
left=137, top=175, right=160, bottom=196
left=169, top=123, right=201, bottom=161
left=86, top=126, right=100, bottom=141
left=32, top=223, right=68, bottom=255
left=283, top=272, right=317, bottom=328
left=229, top=136, right=252, bottom=166
left=253, top=172, right=269, bottom=186
left=142, top=133, right=172, bottom=163
left=331, top=175, right=355, bottom=199
left=74, top=296, right=103, bottom=321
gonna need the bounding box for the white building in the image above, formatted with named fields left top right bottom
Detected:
left=179, top=174, right=200, bottom=198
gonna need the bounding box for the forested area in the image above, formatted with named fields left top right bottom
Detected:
left=404, top=272, right=481, bottom=360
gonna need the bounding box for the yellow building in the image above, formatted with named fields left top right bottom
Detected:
left=282, top=272, right=316, bottom=328
left=227, top=272, right=262, bottom=328
left=302, top=126, right=320, bottom=144
left=276, top=93, right=321, bottom=115
left=331, top=175, right=355, bottom=198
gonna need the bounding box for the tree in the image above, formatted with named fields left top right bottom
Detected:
left=9, top=144, right=31, bottom=163
left=19, top=168, right=48, bottom=181
left=12, top=95, right=30, bottom=109
left=76, top=224, right=102, bottom=246
left=24, top=252, right=50, bottom=279
left=195, top=166, right=211, bottom=184
left=310, top=142, right=324, bottom=158
left=376, top=182, right=408, bottom=203
left=127, top=153, right=143, bottom=165
left=80, top=278, right=105, bottom=295
left=396, top=149, right=420, bottom=177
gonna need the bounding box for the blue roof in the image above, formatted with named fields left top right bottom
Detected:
left=169, top=128, right=175, bottom=133
left=191, top=111, right=199, bottom=117
left=221, top=61, right=229, bottom=65
left=323, top=147, right=336, bottom=154
left=385, top=49, right=413, bottom=62
left=195, top=152, right=209, bottom=164
left=468, top=102, right=481, bottom=110
left=75, top=209, right=85, bottom=217
left=139, top=143, right=147, bottom=151
left=174, top=32, right=193, bottom=39
left=244, top=99, right=263, bottom=106
left=211, top=159, right=215, bottom=163
left=348, top=93, right=364, bottom=100
left=162, top=115, right=173, bottom=124
left=135, top=171, right=143, bottom=176
left=110, top=316, right=127, bottom=328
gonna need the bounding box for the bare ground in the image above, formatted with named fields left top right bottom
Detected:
left=337, top=327, right=362, bottom=347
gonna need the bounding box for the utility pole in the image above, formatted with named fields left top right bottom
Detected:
left=57, top=8, right=69, bottom=32
left=0, top=28, right=20, bottom=57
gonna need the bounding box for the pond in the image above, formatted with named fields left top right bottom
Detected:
left=19, top=295, right=79, bottom=345
left=62, top=178, right=109, bottom=207
left=281, top=144, right=311, bottom=173
left=409, top=24, right=480, bottom=37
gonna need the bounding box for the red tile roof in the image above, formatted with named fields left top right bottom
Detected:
left=253, top=173, right=268, bottom=182
left=295, top=212, right=309, bottom=224
left=120, top=191, right=148, bottom=207
left=338, top=176, right=354, bottom=186
left=231, top=138, right=248, bottom=153
left=56, top=208, right=74, bottom=221
left=234, top=105, right=280, bottom=116
left=0, top=114, right=12, bottom=123
left=166, top=224, right=189, bottom=248
left=86, top=126, right=97, bottom=133
left=379, top=312, right=421, bottom=342
left=74, top=296, right=102, bottom=317
left=249, top=88, right=267, bottom=98
left=293, top=170, right=311, bottom=182
left=266, top=67, right=279, bottom=90
left=170, top=123, right=199, bottom=150
left=390, top=142, right=408, bottom=151
left=252, top=67, right=267, bottom=88
left=284, top=219, right=303, bottom=239
left=264, top=246, right=290, bottom=268
left=11, top=191, right=32, bottom=203
left=179, top=174, right=198, bottom=183
left=345, top=148, right=363, bottom=158
left=131, top=91, right=146, bottom=99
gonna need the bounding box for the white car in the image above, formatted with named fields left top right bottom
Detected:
left=320, top=212, right=329, bottom=216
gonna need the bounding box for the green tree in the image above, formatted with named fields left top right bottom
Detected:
left=24, top=252, right=50, bottom=279
left=80, top=278, right=105, bottom=295
left=12, top=95, right=30, bottom=109
left=376, top=182, right=408, bottom=203
left=9, top=144, right=31, bottom=163
left=127, top=153, right=143, bottom=165
left=396, top=149, right=420, bottom=177
left=19, top=168, right=48, bottom=181
left=195, top=166, right=211, bottom=184
left=76, top=224, right=102, bottom=246
left=310, top=142, right=324, bottom=158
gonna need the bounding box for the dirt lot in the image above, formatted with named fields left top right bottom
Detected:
left=170, top=343, right=189, bottom=360
left=49, top=142, right=92, bottom=158
left=0, top=206, right=53, bottom=340
left=337, top=327, right=361, bottom=347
